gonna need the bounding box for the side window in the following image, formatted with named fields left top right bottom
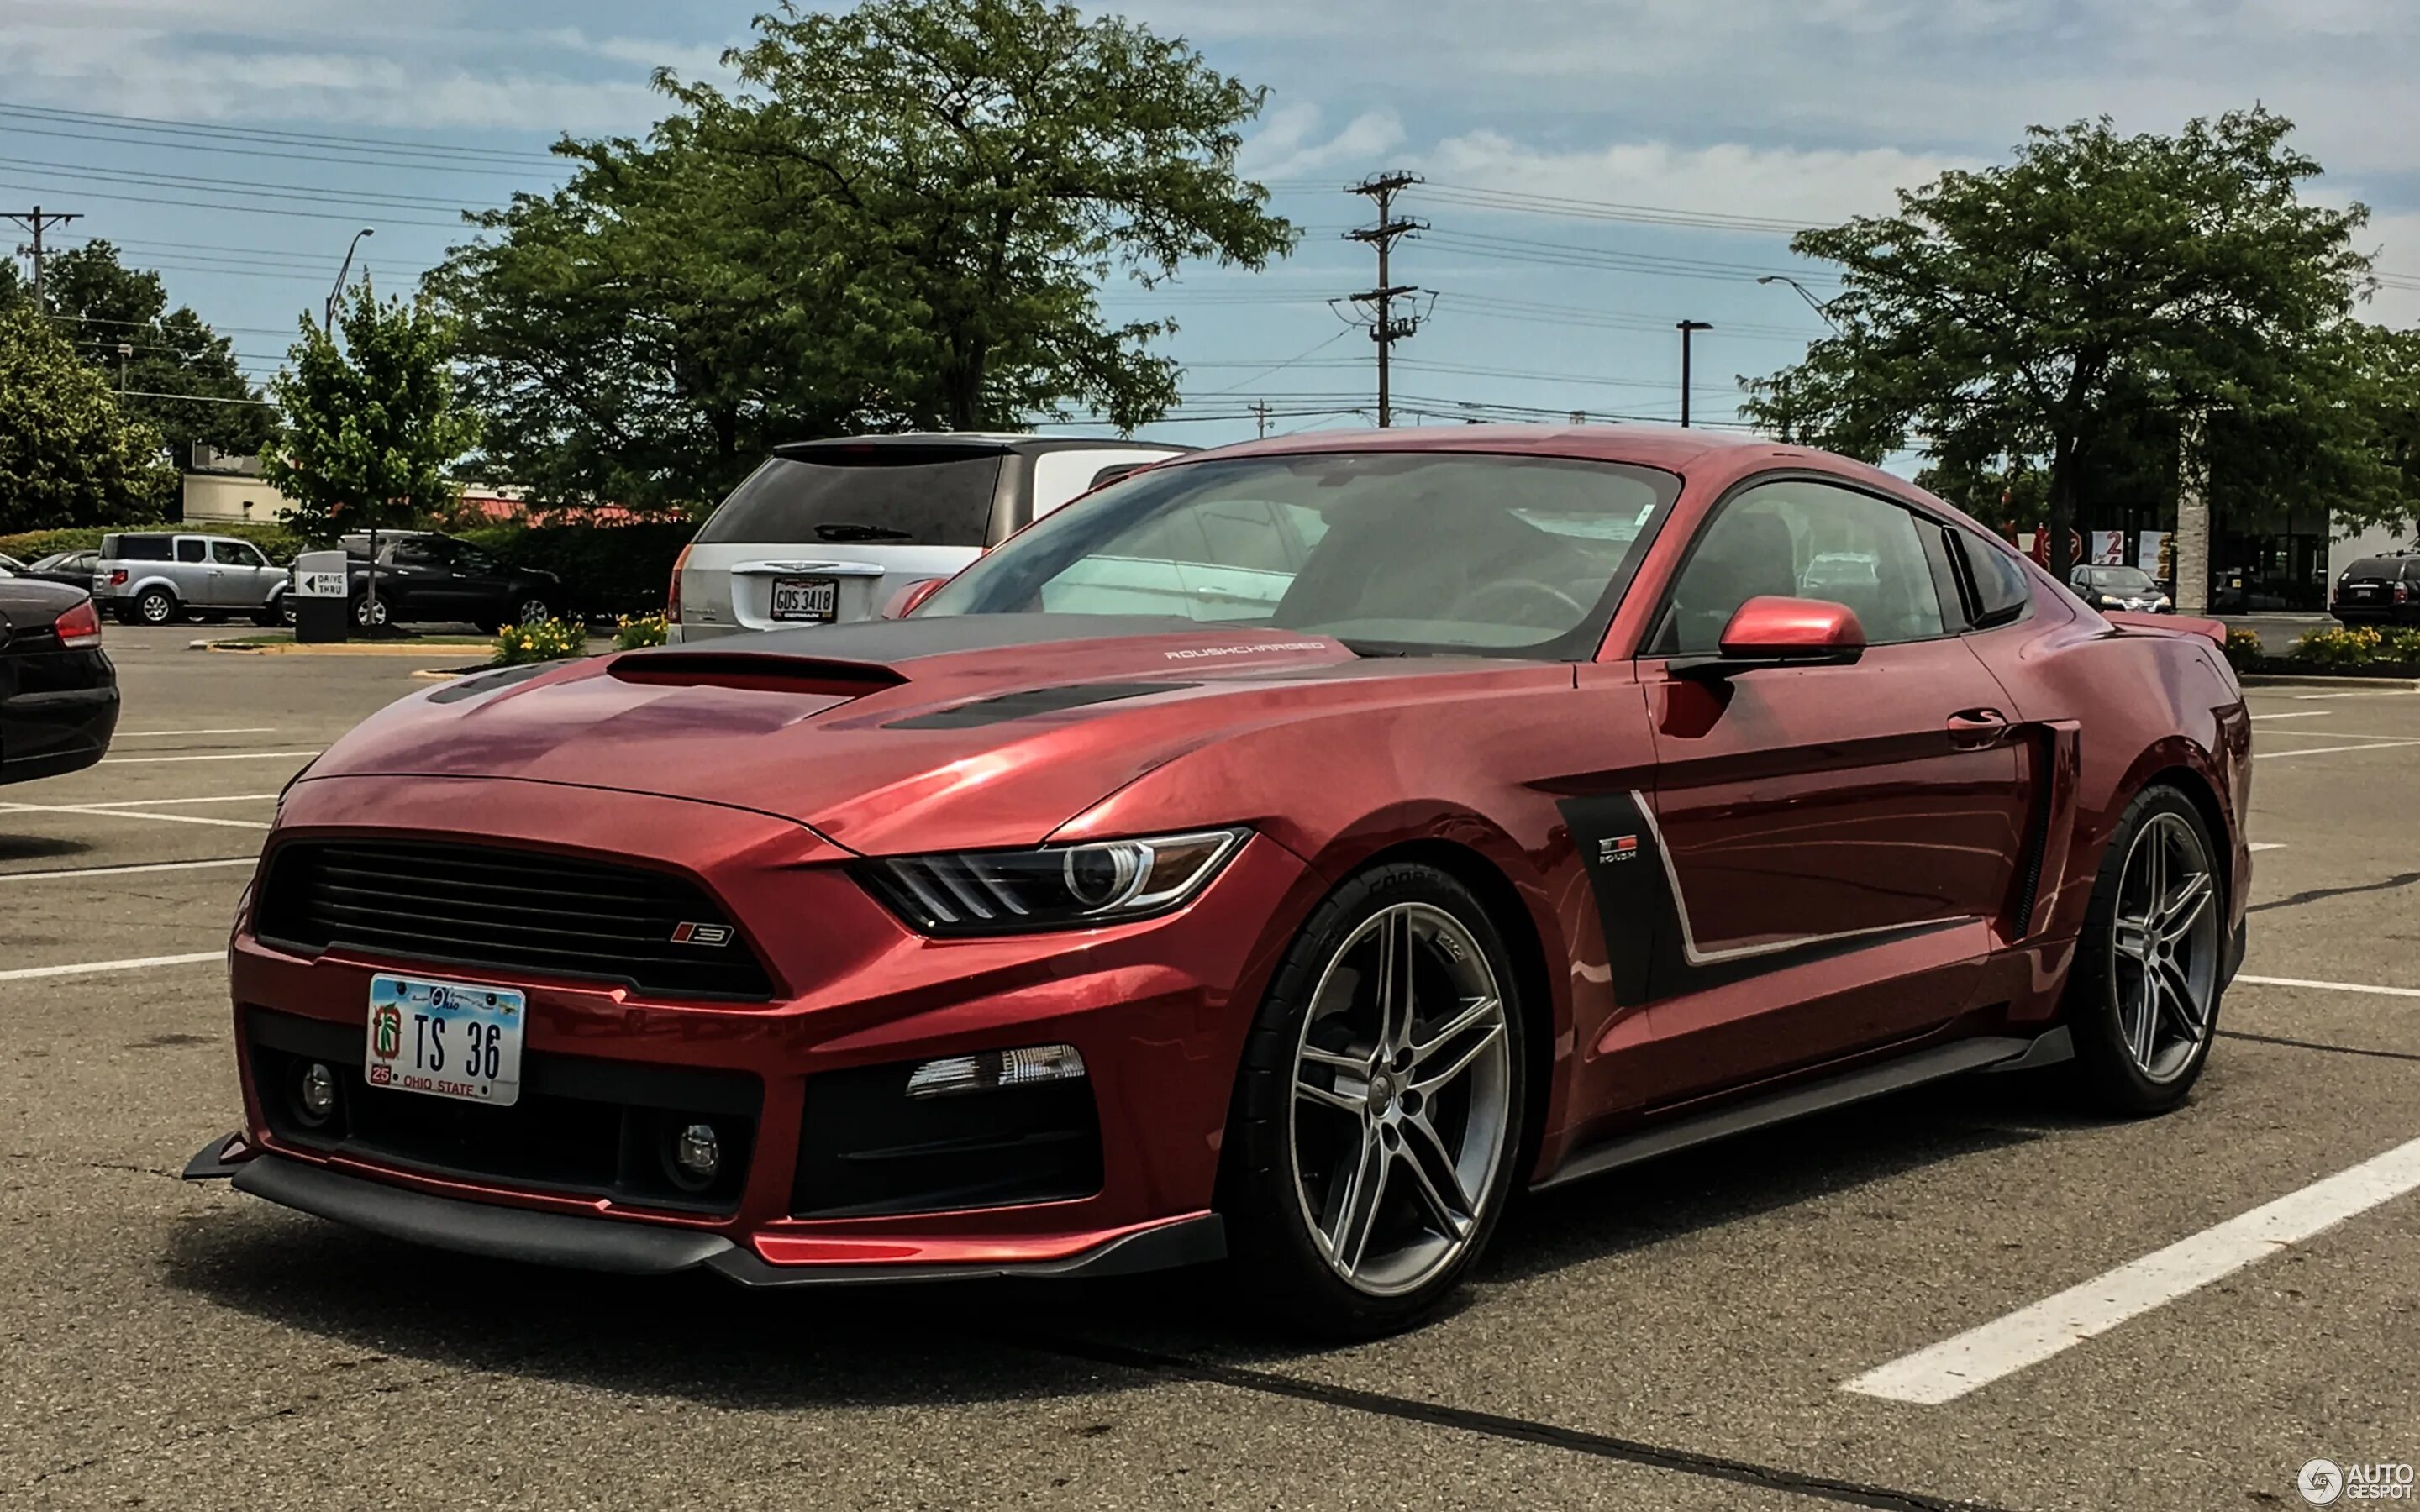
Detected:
left=1953, top=528, right=2034, bottom=627
left=1658, top=480, right=1948, bottom=654
left=176, top=538, right=208, bottom=564
left=209, top=540, right=254, bottom=566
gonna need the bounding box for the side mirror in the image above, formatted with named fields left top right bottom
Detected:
left=881, top=577, right=947, bottom=620
left=1673, top=596, right=1865, bottom=678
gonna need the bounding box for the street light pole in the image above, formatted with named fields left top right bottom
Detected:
left=1676, top=320, right=1712, bottom=428
left=325, top=227, right=375, bottom=333
left=116, top=341, right=131, bottom=392
left=1756, top=275, right=1840, bottom=333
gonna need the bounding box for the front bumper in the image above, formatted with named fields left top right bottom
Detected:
left=214, top=774, right=1316, bottom=1285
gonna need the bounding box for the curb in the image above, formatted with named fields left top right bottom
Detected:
left=2238, top=674, right=2420, bottom=691
left=188, top=639, right=497, bottom=657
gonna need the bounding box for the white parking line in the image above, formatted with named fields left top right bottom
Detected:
left=2249, top=711, right=2332, bottom=721
left=98, top=750, right=319, bottom=765
left=1843, top=1133, right=2420, bottom=1404
left=2248, top=843, right=2286, bottom=852
left=2254, top=739, right=2420, bottom=760
left=2236, top=974, right=2420, bottom=1000
left=0, top=952, right=223, bottom=983
left=0, top=858, right=255, bottom=883
left=68, top=793, right=279, bottom=809
left=113, top=727, right=277, bottom=738
left=2291, top=690, right=2420, bottom=701
left=0, top=803, right=270, bottom=830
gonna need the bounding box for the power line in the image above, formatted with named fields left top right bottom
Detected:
left=0, top=177, right=467, bottom=228
left=3, top=156, right=503, bottom=215
left=0, top=120, right=560, bottom=180
left=0, top=102, right=560, bottom=167
left=1342, top=171, right=1429, bottom=428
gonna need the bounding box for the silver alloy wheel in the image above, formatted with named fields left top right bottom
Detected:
left=1288, top=901, right=1512, bottom=1297
left=2110, top=811, right=2220, bottom=1082
left=354, top=596, right=389, bottom=627
left=138, top=591, right=175, bottom=624
left=518, top=599, right=552, bottom=625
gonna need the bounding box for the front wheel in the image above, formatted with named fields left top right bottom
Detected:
left=1222, top=863, right=1526, bottom=1336
left=2063, top=785, right=2226, bottom=1115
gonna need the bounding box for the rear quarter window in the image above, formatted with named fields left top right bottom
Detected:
left=110, top=535, right=173, bottom=561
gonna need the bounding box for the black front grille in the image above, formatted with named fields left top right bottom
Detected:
left=255, top=839, right=774, bottom=1000
left=247, top=1009, right=760, bottom=1213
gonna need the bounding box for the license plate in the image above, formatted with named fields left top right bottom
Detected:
left=770, top=575, right=839, bottom=622
left=365, top=973, right=525, bottom=1107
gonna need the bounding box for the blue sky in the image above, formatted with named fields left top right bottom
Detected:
left=5, top=0, right=2417, bottom=454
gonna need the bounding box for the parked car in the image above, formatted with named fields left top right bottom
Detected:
left=2067, top=564, right=2173, bottom=614
left=668, top=433, right=1190, bottom=641
left=0, top=552, right=25, bottom=575
left=1, top=575, right=117, bottom=785
left=20, top=550, right=100, bottom=590
left=92, top=532, right=289, bottom=627
left=189, top=425, right=2249, bottom=1334
left=2330, top=552, right=2420, bottom=626
left=338, top=531, right=561, bottom=632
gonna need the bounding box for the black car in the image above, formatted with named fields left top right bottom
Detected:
left=2332, top=553, right=2420, bottom=626
left=1, top=577, right=119, bottom=785
left=18, top=550, right=101, bottom=590
left=339, top=531, right=562, bottom=631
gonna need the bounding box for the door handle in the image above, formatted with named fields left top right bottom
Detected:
left=1947, top=709, right=2010, bottom=749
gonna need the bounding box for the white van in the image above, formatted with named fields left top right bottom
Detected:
left=667, top=433, right=1190, bottom=642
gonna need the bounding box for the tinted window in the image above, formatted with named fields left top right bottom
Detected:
left=1954, top=529, right=2033, bottom=626
left=176, top=538, right=207, bottom=564
left=1659, top=480, right=1946, bottom=654
left=2345, top=558, right=2402, bottom=580
left=923, top=453, right=1679, bottom=658
left=209, top=540, right=263, bottom=566
left=111, top=535, right=171, bottom=561
left=389, top=539, right=450, bottom=568
left=697, top=450, right=1005, bottom=548
left=2086, top=566, right=2155, bottom=591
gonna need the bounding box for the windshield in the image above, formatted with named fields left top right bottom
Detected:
left=697, top=449, right=1004, bottom=548
left=918, top=451, right=1680, bottom=658
left=2086, top=567, right=2156, bottom=591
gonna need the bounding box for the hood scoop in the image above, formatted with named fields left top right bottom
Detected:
left=607, top=652, right=907, bottom=699
left=885, top=681, right=1195, bottom=730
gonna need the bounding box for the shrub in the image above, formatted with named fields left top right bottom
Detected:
left=1, top=518, right=306, bottom=564
left=492, top=617, right=590, bottom=666
left=2381, top=627, right=2420, bottom=664
left=2222, top=627, right=2265, bottom=673
left=458, top=519, right=695, bottom=619
left=614, top=612, right=668, bottom=650
left=2293, top=626, right=2385, bottom=667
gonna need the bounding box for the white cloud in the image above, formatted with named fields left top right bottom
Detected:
left=1422, top=133, right=1979, bottom=228
left=1239, top=104, right=1407, bottom=181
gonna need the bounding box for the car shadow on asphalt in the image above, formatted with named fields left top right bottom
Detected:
left=0, top=831, right=90, bottom=864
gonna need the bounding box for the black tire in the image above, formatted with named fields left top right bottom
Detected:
left=2062, top=785, right=2225, bottom=1116
left=350, top=594, right=391, bottom=630
left=514, top=597, right=554, bottom=626
left=253, top=599, right=285, bottom=628
left=132, top=586, right=178, bottom=626
left=1221, top=861, right=1528, bottom=1336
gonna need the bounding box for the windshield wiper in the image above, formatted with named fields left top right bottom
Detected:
left=814, top=522, right=915, bottom=543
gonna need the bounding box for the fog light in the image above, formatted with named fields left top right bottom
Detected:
left=297, top=1062, right=337, bottom=1123
left=671, top=1122, right=720, bottom=1188
left=905, top=1043, right=1087, bottom=1100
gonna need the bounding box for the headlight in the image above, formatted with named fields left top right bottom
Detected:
left=859, top=827, right=1248, bottom=935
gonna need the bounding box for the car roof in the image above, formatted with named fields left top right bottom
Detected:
left=1192, top=422, right=1780, bottom=470
left=771, top=433, right=1193, bottom=461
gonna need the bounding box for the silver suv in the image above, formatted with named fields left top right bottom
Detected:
left=669, top=433, right=1187, bottom=642
left=93, top=532, right=290, bottom=627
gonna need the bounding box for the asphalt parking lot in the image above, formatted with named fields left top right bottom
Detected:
left=5, top=625, right=2417, bottom=1510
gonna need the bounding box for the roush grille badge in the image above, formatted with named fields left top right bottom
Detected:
left=669, top=922, right=734, bottom=947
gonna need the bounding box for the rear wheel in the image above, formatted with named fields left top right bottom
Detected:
left=2064, top=785, right=2224, bottom=1115
left=515, top=596, right=553, bottom=626
left=132, top=586, right=178, bottom=626
left=350, top=594, right=391, bottom=630
left=1222, top=863, right=1526, bottom=1336
left=253, top=598, right=285, bottom=627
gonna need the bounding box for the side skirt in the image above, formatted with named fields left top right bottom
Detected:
left=1533, top=1028, right=2071, bottom=1194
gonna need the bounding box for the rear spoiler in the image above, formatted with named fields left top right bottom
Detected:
left=2104, top=610, right=2226, bottom=648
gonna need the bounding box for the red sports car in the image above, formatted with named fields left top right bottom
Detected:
left=187, top=427, right=2250, bottom=1332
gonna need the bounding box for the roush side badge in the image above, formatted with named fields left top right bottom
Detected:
left=1598, top=835, right=1641, bottom=864
left=669, top=922, right=734, bottom=947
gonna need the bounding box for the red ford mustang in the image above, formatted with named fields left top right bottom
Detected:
left=187, top=427, right=2250, bottom=1332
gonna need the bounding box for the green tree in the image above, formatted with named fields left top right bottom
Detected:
left=1742, top=109, right=2395, bottom=572
left=439, top=0, right=1293, bottom=512
left=264, top=281, right=477, bottom=621
left=1, top=241, right=278, bottom=460
left=0, top=306, right=176, bottom=533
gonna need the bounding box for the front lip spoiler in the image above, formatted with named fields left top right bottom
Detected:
left=183, top=1138, right=1226, bottom=1285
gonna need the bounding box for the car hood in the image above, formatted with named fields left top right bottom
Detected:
left=296, top=615, right=1492, bottom=853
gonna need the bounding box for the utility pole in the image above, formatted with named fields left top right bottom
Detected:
left=1251, top=400, right=1271, bottom=439
left=2174, top=408, right=2212, bottom=615
left=4, top=206, right=81, bottom=312
left=1676, top=320, right=1712, bottom=428
left=116, top=341, right=131, bottom=393
left=1345, top=172, right=1428, bottom=428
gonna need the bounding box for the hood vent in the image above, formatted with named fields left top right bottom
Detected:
left=885, top=681, right=1193, bottom=730
left=608, top=652, right=907, bottom=699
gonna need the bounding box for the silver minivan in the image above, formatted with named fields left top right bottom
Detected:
left=668, top=433, right=1188, bottom=642
left=93, top=532, right=289, bottom=626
